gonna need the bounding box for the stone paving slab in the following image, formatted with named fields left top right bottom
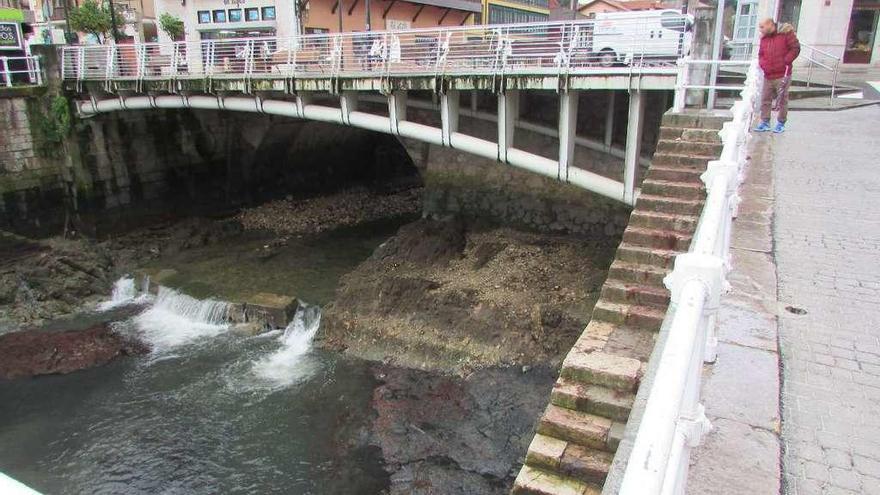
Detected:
left=687, top=131, right=782, bottom=494
left=772, top=106, right=880, bottom=495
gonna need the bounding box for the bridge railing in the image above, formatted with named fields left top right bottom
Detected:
left=61, top=14, right=691, bottom=82
left=615, top=58, right=760, bottom=495
left=0, top=55, right=43, bottom=88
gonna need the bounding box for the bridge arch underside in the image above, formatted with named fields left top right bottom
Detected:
left=74, top=87, right=668, bottom=208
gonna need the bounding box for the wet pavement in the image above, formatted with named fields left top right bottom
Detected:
left=687, top=125, right=782, bottom=494
left=690, top=105, right=880, bottom=494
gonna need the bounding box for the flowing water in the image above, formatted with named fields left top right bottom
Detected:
left=0, top=221, right=407, bottom=495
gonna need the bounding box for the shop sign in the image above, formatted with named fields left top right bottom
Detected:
left=0, top=22, right=23, bottom=51
left=386, top=19, right=411, bottom=31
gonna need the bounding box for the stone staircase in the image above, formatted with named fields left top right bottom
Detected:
left=512, top=112, right=727, bottom=495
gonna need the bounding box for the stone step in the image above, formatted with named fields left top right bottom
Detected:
left=592, top=300, right=666, bottom=332
left=636, top=194, right=705, bottom=216
left=608, top=259, right=669, bottom=286
left=629, top=210, right=699, bottom=232
left=616, top=243, right=677, bottom=269
left=601, top=278, right=671, bottom=307
left=551, top=380, right=635, bottom=422
left=641, top=179, right=705, bottom=201
left=646, top=165, right=705, bottom=184
left=512, top=464, right=601, bottom=495
left=524, top=434, right=614, bottom=487
left=622, top=226, right=693, bottom=252
left=560, top=350, right=642, bottom=392
left=536, top=404, right=617, bottom=452
left=661, top=112, right=728, bottom=130
left=655, top=139, right=723, bottom=157
left=658, top=126, right=722, bottom=143
left=602, top=325, right=659, bottom=363
left=651, top=152, right=716, bottom=169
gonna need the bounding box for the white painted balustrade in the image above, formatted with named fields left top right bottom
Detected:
left=617, top=59, right=760, bottom=495
left=0, top=56, right=42, bottom=87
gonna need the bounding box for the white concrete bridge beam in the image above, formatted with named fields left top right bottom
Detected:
left=440, top=90, right=460, bottom=148
left=624, top=89, right=646, bottom=205
left=388, top=90, right=408, bottom=136
left=558, top=90, right=579, bottom=182
left=497, top=90, right=519, bottom=163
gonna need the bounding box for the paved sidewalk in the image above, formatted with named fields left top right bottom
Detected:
left=774, top=106, right=880, bottom=494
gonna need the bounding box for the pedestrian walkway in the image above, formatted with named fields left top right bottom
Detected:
left=774, top=106, right=880, bottom=494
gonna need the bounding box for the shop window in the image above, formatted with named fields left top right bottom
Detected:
left=261, top=6, right=276, bottom=20
left=213, top=10, right=227, bottom=23
left=245, top=7, right=260, bottom=21
left=228, top=9, right=243, bottom=22
left=845, top=6, right=879, bottom=64
left=197, top=10, right=211, bottom=24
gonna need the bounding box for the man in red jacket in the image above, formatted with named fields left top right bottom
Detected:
left=756, top=19, right=800, bottom=133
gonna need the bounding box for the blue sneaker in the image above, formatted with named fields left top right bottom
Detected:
left=773, top=121, right=786, bottom=133
left=754, top=121, right=771, bottom=132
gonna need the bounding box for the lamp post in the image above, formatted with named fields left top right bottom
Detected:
left=365, top=0, right=371, bottom=30
left=107, top=0, right=121, bottom=43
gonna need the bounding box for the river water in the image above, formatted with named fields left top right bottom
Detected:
left=0, top=221, right=407, bottom=494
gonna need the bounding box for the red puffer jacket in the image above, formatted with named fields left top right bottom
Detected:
left=759, top=23, right=801, bottom=80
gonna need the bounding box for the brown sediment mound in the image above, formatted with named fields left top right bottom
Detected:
left=320, top=217, right=618, bottom=372
left=0, top=323, right=148, bottom=380
left=236, top=187, right=422, bottom=236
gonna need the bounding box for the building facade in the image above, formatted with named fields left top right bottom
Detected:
left=777, top=0, right=879, bottom=65
left=154, top=0, right=481, bottom=45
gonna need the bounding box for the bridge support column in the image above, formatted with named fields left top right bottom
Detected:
left=340, top=91, right=358, bottom=126
left=441, top=90, right=459, bottom=147
left=388, top=90, right=407, bottom=135
left=497, top=90, right=519, bottom=163
left=624, top=90, right=645, bottom=205
left=604, top=90, right=616, bottom=151
left=558, top=90, right=578, bottom=182
left=295, top=92, right=312, bottom=118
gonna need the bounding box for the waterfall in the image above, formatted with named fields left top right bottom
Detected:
left=252, top=303, right=322, bottom=388
left=134, top=286, right=231, bottom=353
left=98, top=276, right=144, bottom=311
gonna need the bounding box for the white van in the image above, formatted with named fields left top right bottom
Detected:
left=591, top=9, right=693, bottom=66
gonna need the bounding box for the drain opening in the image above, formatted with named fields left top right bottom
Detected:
left=785, top=305, right=807, bottom=315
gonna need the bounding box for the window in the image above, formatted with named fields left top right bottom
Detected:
left=228, top=9, right=243, bottom=22
left=245, top=7, right=260, bottom=21
left=198, top=10, right=211, bottom=24
left=261, top=6, right=276, bottom=20
left=213, top=10, right=227, bottom=23
left=660, top=12, right=688, bottom=32
left=487, top=5, right=548, bottom=24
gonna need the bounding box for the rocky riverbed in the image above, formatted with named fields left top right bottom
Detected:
left=0, top=183, right=619, bottom=494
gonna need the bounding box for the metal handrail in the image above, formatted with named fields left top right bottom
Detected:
left=618, top=59, right=760, bottom=495
left=0, top=55, right=43, bottom=87
left=61, top=14, right=694, bottom=82
left=799, top=42, right=840, bottom=100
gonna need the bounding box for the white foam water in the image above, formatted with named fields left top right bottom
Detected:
left=252, top=304, right=322, bottom=389
left=98, top=276, right=149, bottom=311
left=134, top=286, right=231, bottom=353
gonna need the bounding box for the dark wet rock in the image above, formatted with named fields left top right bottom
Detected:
left=370, top=365, right=556, bottom=494
left=0, top=232, right=115, bottom=328
left=0, top=323, right=148, bottom=380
